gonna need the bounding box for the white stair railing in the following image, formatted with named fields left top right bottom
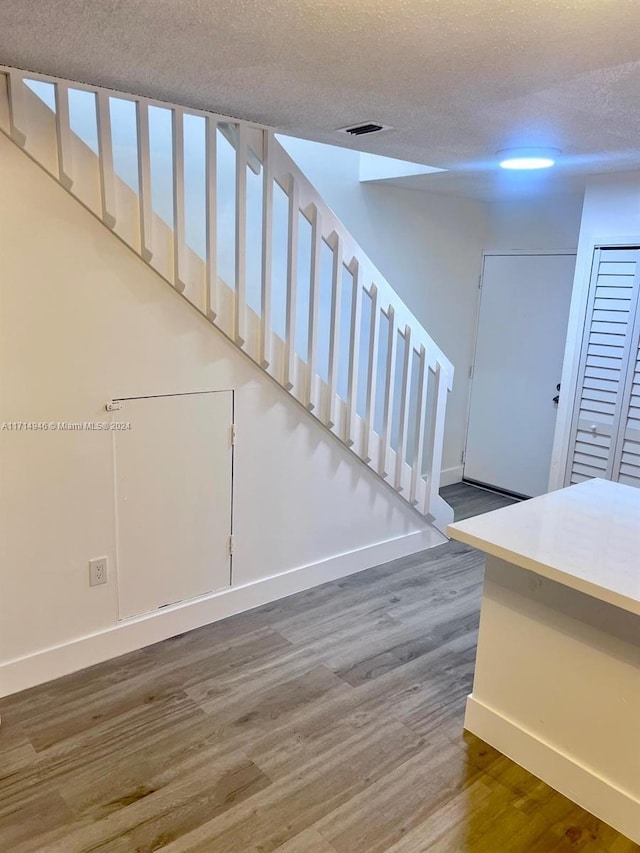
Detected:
left=0, top=66, right=454, bottom=530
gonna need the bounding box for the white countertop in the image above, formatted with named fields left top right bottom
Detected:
left=448, top=478, right=640, bottom=616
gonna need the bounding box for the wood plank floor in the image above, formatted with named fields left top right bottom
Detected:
left=440, top=481, right=520, bottom=521
left=0, top=485, right=636, bottom=852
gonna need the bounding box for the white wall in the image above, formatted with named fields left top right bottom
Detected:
left=486, top=193, right=584, bottom=251
left=0, top=134, right=444, bottom=695
left=278, top=137, right=489, bottom=484
left=549, top=171, right=640, bottom=488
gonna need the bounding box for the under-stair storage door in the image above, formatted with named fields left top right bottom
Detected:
left=114, top=391, right=233, bottom=619
left=566, top=248, right=640, bottom=486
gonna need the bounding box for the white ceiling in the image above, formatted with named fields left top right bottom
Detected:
left=1, top=0, right=640, bottom=199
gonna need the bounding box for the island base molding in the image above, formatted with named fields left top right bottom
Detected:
left=464, top=555, right=640, bottom=845
left=465, top=696, right=640, bottom=845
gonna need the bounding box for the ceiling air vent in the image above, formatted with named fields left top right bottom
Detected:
left=338, top=122, right=393, bottom=137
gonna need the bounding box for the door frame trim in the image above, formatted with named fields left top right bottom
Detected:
left=463, top=250, right=577, bottom=493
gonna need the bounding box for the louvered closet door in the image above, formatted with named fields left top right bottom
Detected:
left=612, top=322, right=640, bottom=488
left=566, top=248, right=640, bottom=486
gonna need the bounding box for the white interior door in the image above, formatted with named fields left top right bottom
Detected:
left=114, top=390, right=233, bottom=619
left=465, top=253, right=575, bottom=497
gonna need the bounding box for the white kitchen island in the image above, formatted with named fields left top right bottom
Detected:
left=448, top=478, right=640, bottom=844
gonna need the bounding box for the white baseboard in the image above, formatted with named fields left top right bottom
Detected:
left=440, top=465, right=463, bottom=487
left=465, top=696, right=640, bottom=845
left=0, top=527, right=444, bottom=698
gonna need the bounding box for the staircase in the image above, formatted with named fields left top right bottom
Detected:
left=0, top=66, right=454, bottom=532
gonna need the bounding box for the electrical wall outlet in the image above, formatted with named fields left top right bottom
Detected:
left=89, top=557, right=108, bottom=587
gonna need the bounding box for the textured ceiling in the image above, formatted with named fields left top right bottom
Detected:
left=1, top=0, right=640, bottom=198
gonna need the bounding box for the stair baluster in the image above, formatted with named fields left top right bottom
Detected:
left=0, top=66, right=454, bottom=531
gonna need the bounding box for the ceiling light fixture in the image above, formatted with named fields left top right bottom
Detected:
left=498, top=148, right=561, bottom=170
